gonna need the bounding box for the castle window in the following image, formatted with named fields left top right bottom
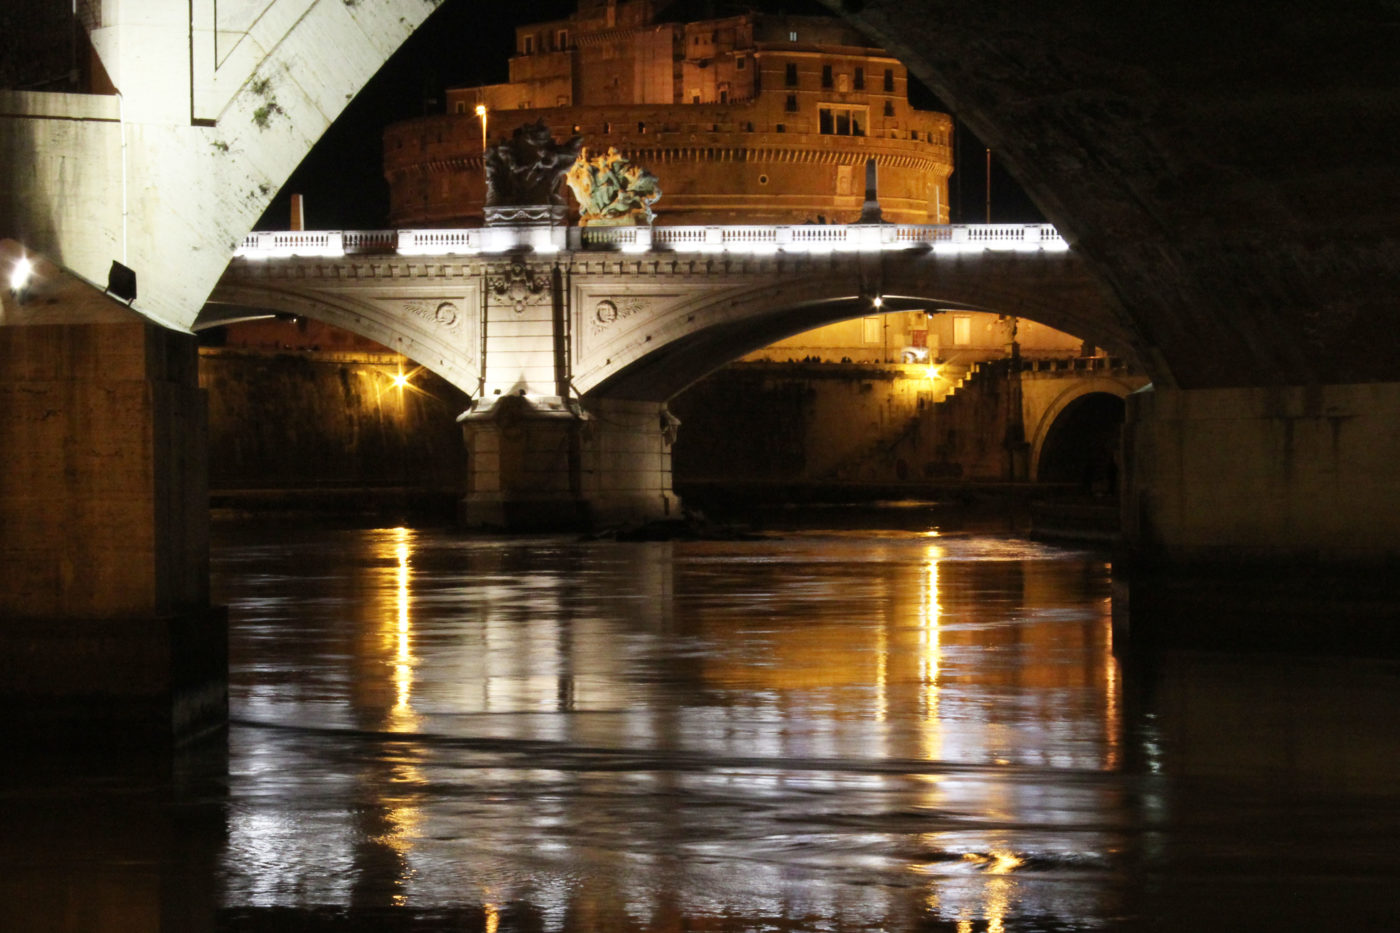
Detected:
left=736, top=56, right=746, bottom=70
left=854, top=67, right=864, bottom=89
left=776, top=123, right=786, bottom=133
left=821, top=64, right=833, bottom=88
left=455, top=101, right=466, bottom=114
left=720, top=88, right=729, bottom=103
left=638, top=121, right=647, bottom=133
left=785, top=63, right=798, bottom=86
left=785, top=94, right=798, bottom=112
left=884, top=100, right=895, bottom=117
left=789, top=30, right=798, bottom=42
left=883, top=68, right=894, bottom=91
left=819, top=104, right=867, bottom=136
left=555, top=29, right=568, bottom=49
left=523, top=35, right=535, bottom=55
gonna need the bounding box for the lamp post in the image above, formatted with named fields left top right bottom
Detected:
left=475, top=104, right=488, bottom=152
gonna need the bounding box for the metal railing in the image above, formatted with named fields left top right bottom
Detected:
left=233, top=223, right=1068, bottom=260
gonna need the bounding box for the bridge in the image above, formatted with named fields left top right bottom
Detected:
left=204, top=221, right=1122, bottom=526
left=2, top=0, right=1397, bottom=741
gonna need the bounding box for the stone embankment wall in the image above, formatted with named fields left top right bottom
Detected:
left=199, top=349, right=468, bottom=504
left=670, top=362, right=1016, bottom=489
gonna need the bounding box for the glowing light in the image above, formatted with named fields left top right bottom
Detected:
left=9, top=256, right=32, bottom=291
left=872, top=295, right=884, bottom=308
left=925, top=364, right=941, bottom=381
left=391, top=369, right=410, bottom=389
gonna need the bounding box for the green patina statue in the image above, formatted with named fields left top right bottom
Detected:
left=565, top=147, right=662, bottom=226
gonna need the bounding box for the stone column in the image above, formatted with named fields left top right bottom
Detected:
left=457, top=394, right=678, bottom=531
left=0, top=244, right=225, bottom=741
left=1118, top=382, right=1400, bottom=652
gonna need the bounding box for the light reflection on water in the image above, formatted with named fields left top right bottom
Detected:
left=3, top=522, right=1396, bottom=932
left=213, top=525, right=1123, bottom=929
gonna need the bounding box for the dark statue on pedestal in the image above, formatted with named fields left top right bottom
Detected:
left=484, top=120, right=584, bottom=206
left=482, top=120, right=583, bottom=226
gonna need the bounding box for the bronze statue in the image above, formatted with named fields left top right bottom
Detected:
left=484, top=120, right=584, bottom=207
left=565, top=146, right=662, bottom=226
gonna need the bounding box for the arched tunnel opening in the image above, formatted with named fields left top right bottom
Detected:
left=667, top=311, right=1142, bottom=511
left=1034, top=393, right=1126, bottom=496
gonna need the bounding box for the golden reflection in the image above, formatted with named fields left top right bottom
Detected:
left=919, top=543, right=944, bottom=761
left=484, top=901, right=499, bottom=933
left=1102, top=595, right=1122, bottom=770
left=875, top=621, right=888, bottom=723
left=381, top=526, right=419, bottom=733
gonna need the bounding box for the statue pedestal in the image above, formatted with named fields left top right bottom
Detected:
left=458, top=395, right=678, bottom=531
left=483, top=204, right=568, bottom=227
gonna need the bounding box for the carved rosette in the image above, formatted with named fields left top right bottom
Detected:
left=488, top=262, right=550, bottom=314
left=590, top=296, right=648, bottom=336
left=402, top=299, right=462, bottom=330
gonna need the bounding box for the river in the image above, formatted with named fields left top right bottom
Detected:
left=3, top=519, right=1397, bottom=931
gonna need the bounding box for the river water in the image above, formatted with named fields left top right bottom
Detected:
left=4, top=519, right=1399, bottom=931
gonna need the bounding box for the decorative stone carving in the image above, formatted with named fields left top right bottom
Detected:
left=403, top=299, right=461, bottom=330
left=566, top=147, right=662, bottom=227
left=484, top=120, right=584, bottom=210
left=488, top=262, right=549, bottom=314
left=590, top=296, right=648, bottom=335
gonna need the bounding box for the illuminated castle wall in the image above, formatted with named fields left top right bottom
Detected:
left=384, top=0, right=953, bottom=227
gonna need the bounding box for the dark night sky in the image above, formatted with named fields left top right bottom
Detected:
left=257, top=0, right=1039, bottom=231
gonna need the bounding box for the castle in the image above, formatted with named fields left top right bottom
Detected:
left=384, top=0, right=954, bottom=228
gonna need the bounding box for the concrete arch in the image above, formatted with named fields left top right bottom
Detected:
left=819, top=0, right=1400, bottom=389
left=2, top=1, right=444, bottom=331
left=202, top=281, right=481, bottom=394
left=574, top=251, right=1126, bottom=400
left=1027, top=379, right=1137, bottom=482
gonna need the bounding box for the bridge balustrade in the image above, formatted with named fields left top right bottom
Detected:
left=234, top=223, right=1068, bottom=260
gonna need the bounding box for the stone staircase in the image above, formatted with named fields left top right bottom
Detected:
left=820, top=361, right=981, bottom=482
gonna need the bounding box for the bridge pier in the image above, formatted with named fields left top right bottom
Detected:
left=1118, top=383, right=1400, bottom=653
left=459, top=395, right=678, bottom=531
left=0, top=246, right=226, bottom=741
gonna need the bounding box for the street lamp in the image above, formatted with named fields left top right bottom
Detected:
left=475, top=104, right=487, bottom=152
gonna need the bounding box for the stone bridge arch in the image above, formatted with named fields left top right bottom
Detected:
left=818, top=0, right=1398, bottom=390
left=201, top=278, right=482, bottom=394
left=573, top=249, right=1126, bottom=400
left=1025, top=378, right=1141, bottom=483
left=1, top=0, right=446, bottom=331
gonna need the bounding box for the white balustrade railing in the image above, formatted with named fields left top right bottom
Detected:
left=234, top=223, right=1068, bottom=260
